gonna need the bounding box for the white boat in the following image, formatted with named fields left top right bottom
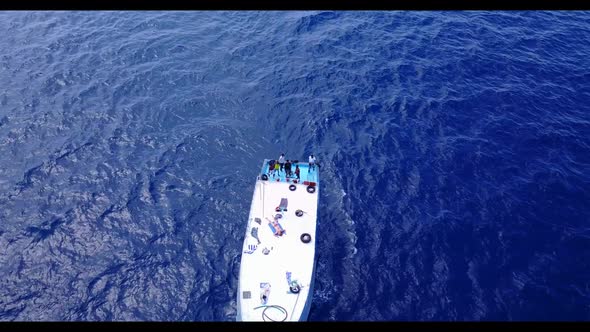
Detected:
left=236, top=159, right=319, bottom=321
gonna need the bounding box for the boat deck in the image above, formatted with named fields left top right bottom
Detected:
left=237, top=160, right=319, bottom=321
left=261, top=160, right=319, bottom=184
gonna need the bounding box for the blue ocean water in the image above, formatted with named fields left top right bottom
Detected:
left=0, top=11, right=589, bottom=321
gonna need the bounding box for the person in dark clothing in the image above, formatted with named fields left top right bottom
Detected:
left=294, top=165, right=300, bottom=181
left=285, top=160, right=292, bottom=177
left=268, top=159, right=276, bottom=178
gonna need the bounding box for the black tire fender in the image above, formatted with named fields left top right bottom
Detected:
left=290, top=283, right=301, bottom=294
left=300, top=233, right=311, bottom=243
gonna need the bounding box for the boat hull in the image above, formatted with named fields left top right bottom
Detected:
left=236, top=159, right=319, bottom=321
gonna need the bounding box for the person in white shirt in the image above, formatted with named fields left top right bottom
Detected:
left=278, top=153, right=286, bottom=173
left=309, top=154, right=316, bottom=171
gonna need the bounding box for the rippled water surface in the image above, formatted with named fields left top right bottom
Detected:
left=0, top=11, right=589, bottom=321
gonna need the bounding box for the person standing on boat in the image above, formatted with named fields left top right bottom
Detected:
left=274, top=160, right=280, bottom=177
left=295, top=164, right=300, bottom=181
left=309, top=154, right=317, bottom=171
left=278, top=153, right=286, bottom=173
left=285, top=160, right=292, bottom=178
left=268, top=159, right=276, bottom=178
